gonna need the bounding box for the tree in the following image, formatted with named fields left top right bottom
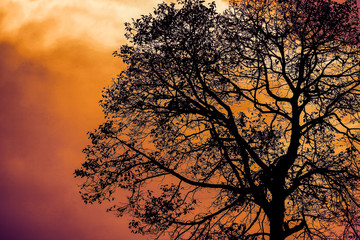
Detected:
left=74, top=0, right=360, bottom=239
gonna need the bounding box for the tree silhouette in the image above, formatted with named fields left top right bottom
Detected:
left=75, top=0, right=360, bottom=239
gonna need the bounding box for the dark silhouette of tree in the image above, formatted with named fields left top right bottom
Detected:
left=75, top=0, right=360, bottom=239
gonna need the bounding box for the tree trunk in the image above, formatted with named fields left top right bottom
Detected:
left=269, top=206, right=285, bottom=240
left=269, top=180, right=286, bottom=240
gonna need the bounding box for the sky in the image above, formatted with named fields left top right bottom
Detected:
left=0, top=0, right=358, bottom=240
left=0, top=0, right=228, bottom=240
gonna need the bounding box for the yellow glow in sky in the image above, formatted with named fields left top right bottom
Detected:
left=0, top=0, right=229, bottom=48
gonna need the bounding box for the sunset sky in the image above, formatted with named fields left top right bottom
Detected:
left=0, top=0, right=357, bottom=239
left=0, top=0, right=229, bottom=239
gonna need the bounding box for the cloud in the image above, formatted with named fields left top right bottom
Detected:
left=0, top=0, right=230, bottom=49
left=0, top=0, right=164, bottom=48
left=0, top=18, right=131, bottom=240
left=0, top=38, right=131, bottom=239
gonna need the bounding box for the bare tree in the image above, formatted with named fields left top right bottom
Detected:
left=75, top=0, right=360, bottom=239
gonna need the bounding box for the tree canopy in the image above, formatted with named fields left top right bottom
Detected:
left=75, top=0, right=360, bottom=239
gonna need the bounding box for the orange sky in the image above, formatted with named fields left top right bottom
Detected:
left=0, top=0, right=358, bottom=240
left=0, top=0, right=229, bottom=239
